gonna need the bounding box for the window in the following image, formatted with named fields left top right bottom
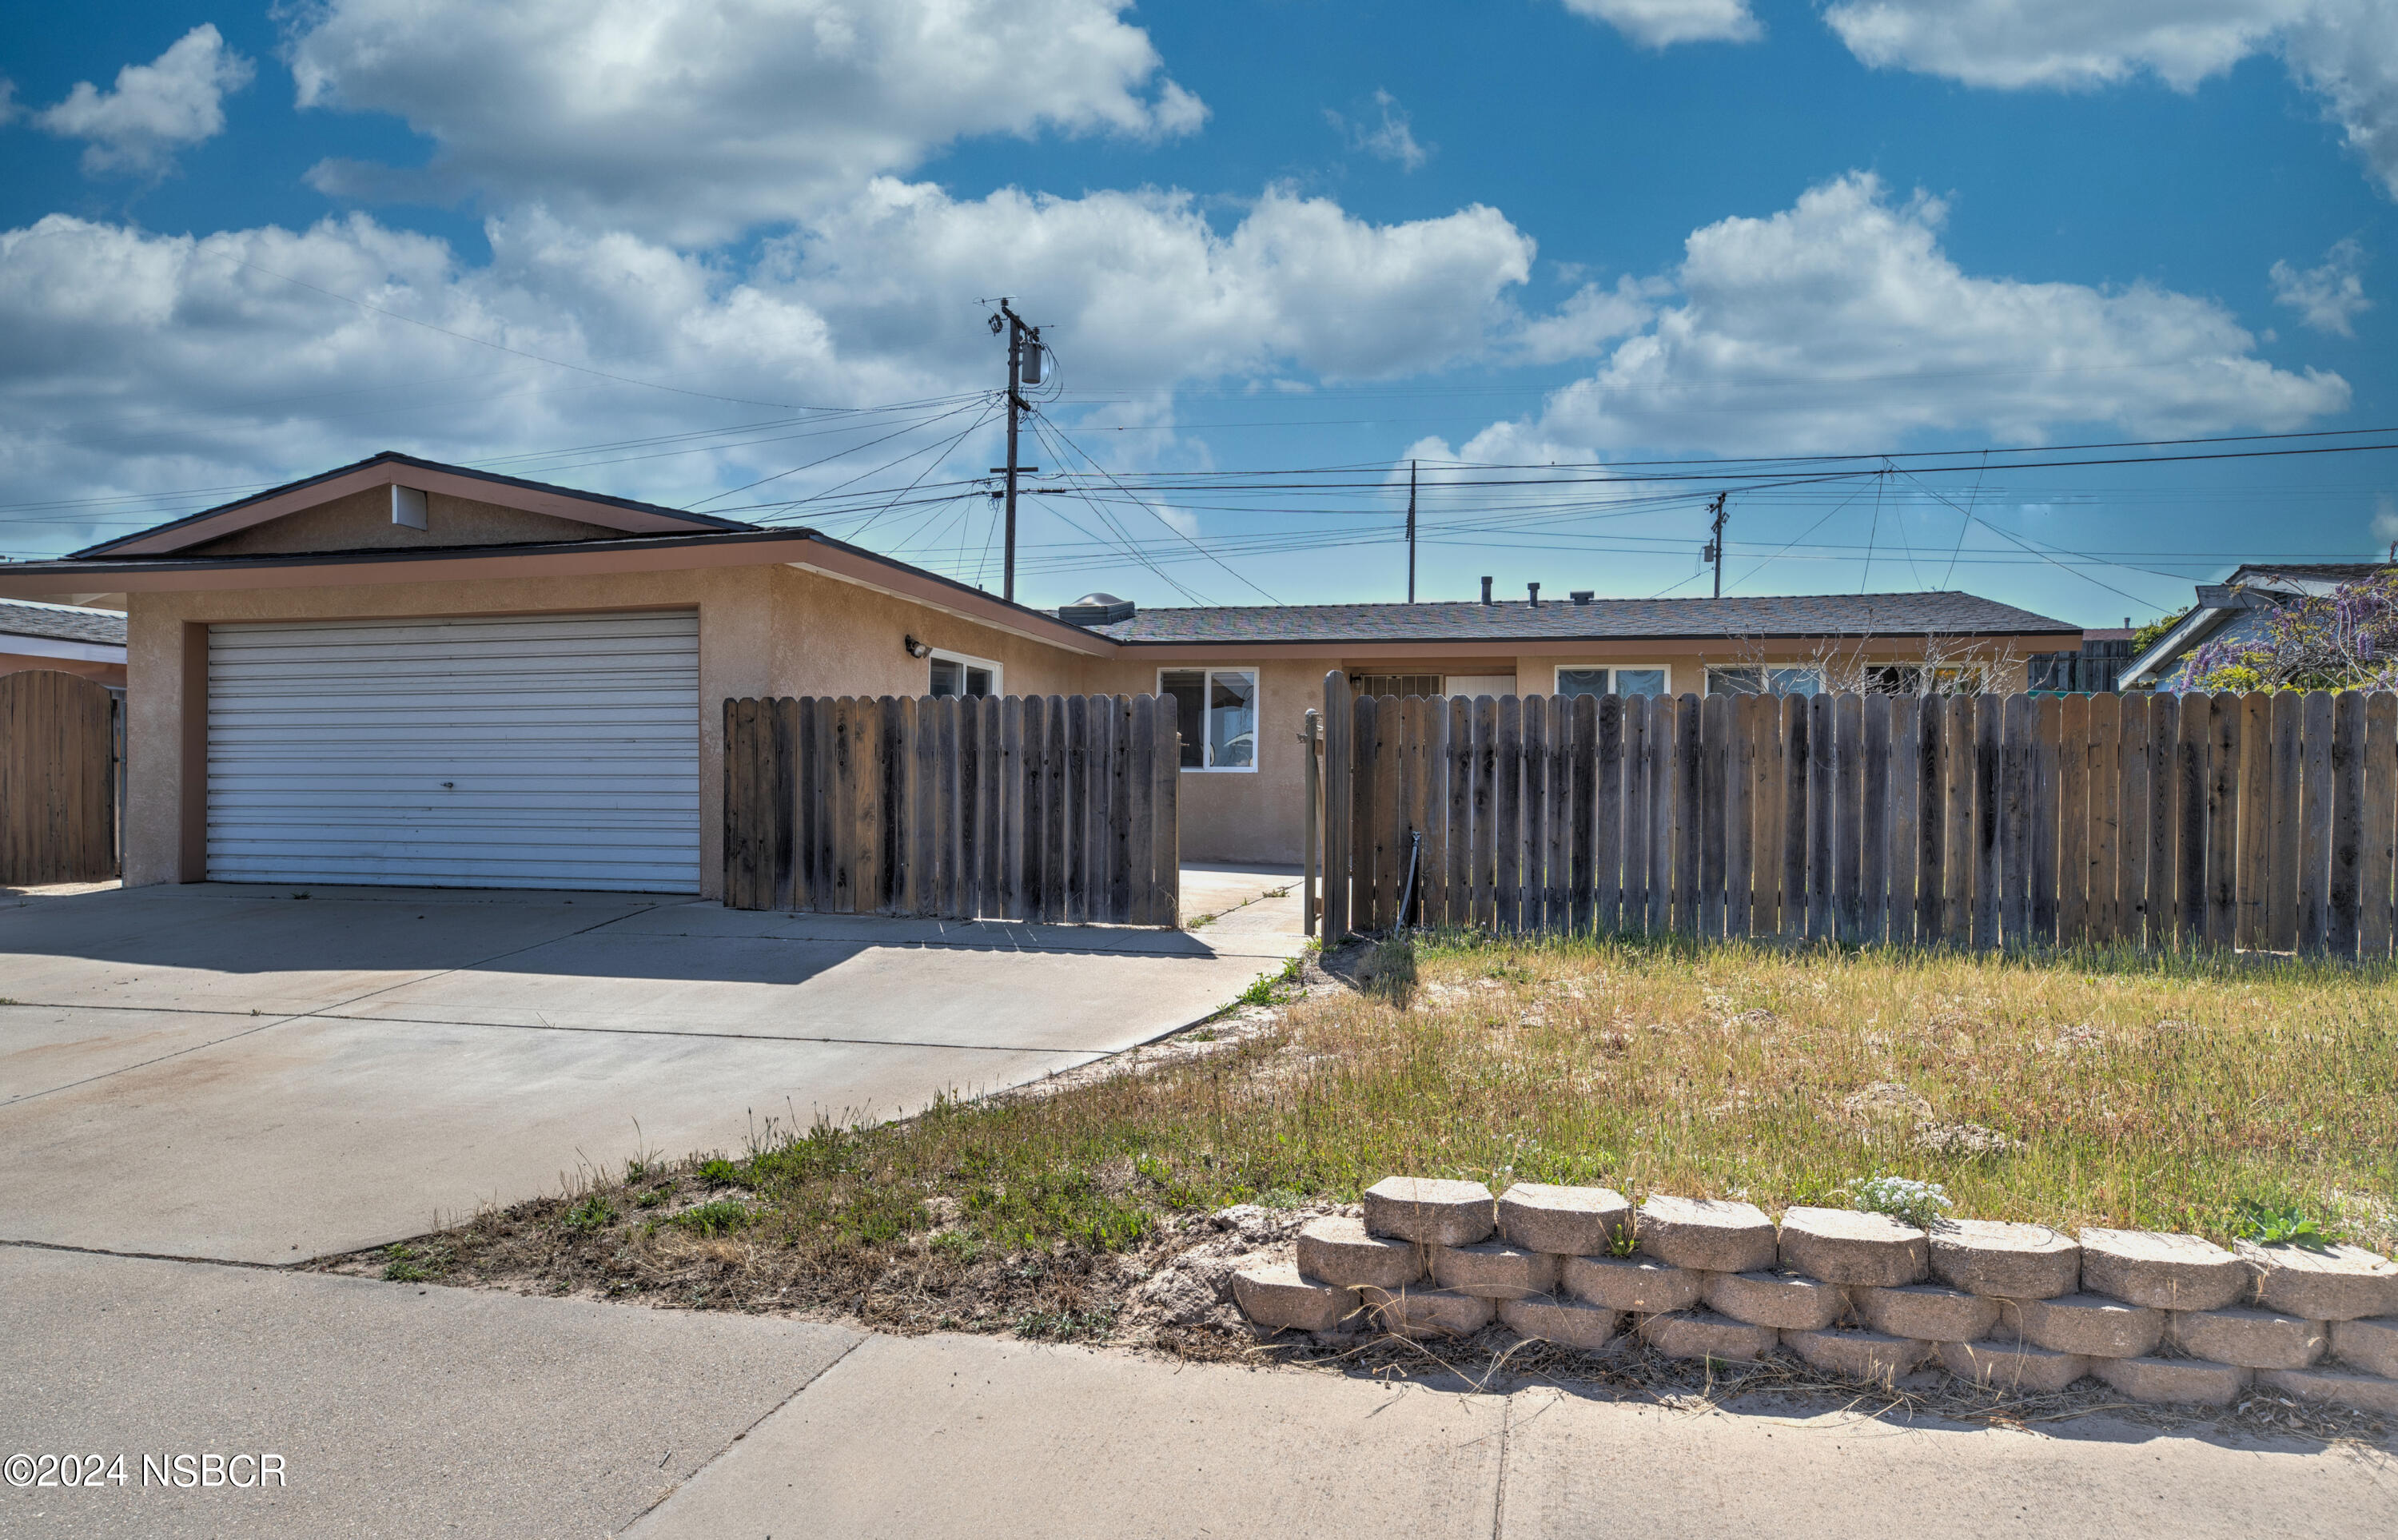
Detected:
left=1555, top=665, right=1670, bottom=698
left=1706, top=666, right=1821, bottom=697
left=928, top=649, right=999, bottom=698
left=1353, top=674, right=1444, bottom=697
left=1159, top=668, right=1257, bottom=770
left=1862, top=664, right=1986, bottom=697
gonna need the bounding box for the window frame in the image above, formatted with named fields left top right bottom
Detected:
left=926, top=647, right=1002, bottom=699
left=1552, top=663, right=1675, bottom=698
left=1156, top=666, right=1261, bottom=773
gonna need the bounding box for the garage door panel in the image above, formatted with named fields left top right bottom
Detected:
left=207, top=611, right=701, bottom=893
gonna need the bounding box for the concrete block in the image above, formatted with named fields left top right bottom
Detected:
left=1778, top=1207, right=1930, bottom=1287
left=1635, top=1196, right=1776, bottom=1274
left=2236, top=1241, right=2398, bottom=1323
left=2169, top=1307, right=2327, bottom=1371
left=1496, top=1183, right=1631, bottom=1256
left=1938, top=1339, right=2091, bottom=1396
left=1366, top=1287, right=1495, bottom=1339
left=1432, top=1240, right=1563, bottom=1301
left=1703, top=1269, right=1847, bottom=1331
left=2078, top=1228, right=2246, bottom=1311
left=1928, top=1219, right=2081, bottom=1299
left=1294, top=1216, right=1425, bottom=1291
left=1231, top=1263, right=1361, bottom=1335
left=1854, top=1283, right=2001, bottom=1343
left=2257, top=1366, right=2398, bottom=1416
left=1783, top=1327, right=1933, bottom=1383
left=1638, top=1310, right=1779, bottom=1363
left=2332, top=1315, right=2398, bottom=1378
left=1560, top=1254, right=1706, bottom=1315
left=2013, top=1293, right=2166, bottom=1359
left=1362, top=1177, right=1494, bottom=1247
left=2095, top=1355, right=2250, bottom=1407
left=1500, top=1296, right=1620, bottom=1351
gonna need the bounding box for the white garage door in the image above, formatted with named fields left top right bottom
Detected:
left=207, top=611, right=701, bottom=892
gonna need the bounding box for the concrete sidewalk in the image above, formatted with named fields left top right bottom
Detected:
left=6, top=1246, right=2388, bottom=1539
left=0, top=871, right=1304, bottom=1264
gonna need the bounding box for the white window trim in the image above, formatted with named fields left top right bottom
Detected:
left=1157, top=666, right=1260, bottom=773
left=928, top=647, right=1002, bottom=698
left=1552, top=663, right=1674, bottom=697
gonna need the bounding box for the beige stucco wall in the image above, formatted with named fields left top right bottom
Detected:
left=764, top=566, right=1093, bottom=700
left=118, top=559, right=1107, bottom=897
left=182, top=487, right=641, bottom=556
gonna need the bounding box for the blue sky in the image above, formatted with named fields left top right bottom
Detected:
left=2, top=0, right=2393, bottom=625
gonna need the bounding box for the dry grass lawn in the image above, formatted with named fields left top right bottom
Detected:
left=356, top=931, right=2398, bottom=1353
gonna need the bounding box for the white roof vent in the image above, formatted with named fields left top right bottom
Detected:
left=1058, top=591, right=1135, bottom=625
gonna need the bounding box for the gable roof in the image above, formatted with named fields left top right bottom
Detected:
left=0, top=599, right=125, bottom=647
left=1080, top=591, right=2077, bottom=645
left=72, top=451, right=758, bottom=559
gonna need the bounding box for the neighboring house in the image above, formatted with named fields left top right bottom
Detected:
left=0, top=598, right=127, bottom=686
left=0, top=452, right=2078, bottom=898
left=2119, top=563, right=2396, bottom=692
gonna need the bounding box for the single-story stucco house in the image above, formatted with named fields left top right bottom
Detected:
left=0, top=452, right=2080, bottom=899
left=1, top=599, right=127, bottom=686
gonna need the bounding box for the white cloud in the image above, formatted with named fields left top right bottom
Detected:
left=289, top=0, right=1208, bottom=244
left=2271, top=237, right=2372, bottom=335
left=0, top=79, right=21, bottom=126
left=34, top=24, right=254, bottom=176
left=1822, top=0, right=2298, bottom=90
left=2281, top=5, right=2398, bottom=198
left=1460, top=173, right=2348, bottom=456
left=1326, top=90, right=1429, bottom=172
left=1559, top=0, right=1763, bottom=47
left=2374, top=491, right=2398, bottom=545
left=780, top=181, right=1534, bottom=384
left=0, top=184, right=1536, bottom=550
left=1511, top=274, right=1666, bottom=364
left=1819, top=2, right=2398, bottom=198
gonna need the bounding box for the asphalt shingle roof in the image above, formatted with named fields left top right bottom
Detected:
left=1078, top=591, right=2077, bottom=644
left=0, top=600, right=126, bottom=648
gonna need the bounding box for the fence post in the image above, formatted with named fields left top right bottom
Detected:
left=1301, top=707, right=1320, bottom=937
left=1321, top=671, right=1351, bottom=938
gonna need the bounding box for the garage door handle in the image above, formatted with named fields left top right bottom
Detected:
left=441, top=782, right=454, bottom=790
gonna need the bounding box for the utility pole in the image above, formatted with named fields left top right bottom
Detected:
left=1701, top=491, right=1729, bottom=599
left=987, top=300, right=1041, bottom=603
left=1406, top=460, right=1418, bottom=603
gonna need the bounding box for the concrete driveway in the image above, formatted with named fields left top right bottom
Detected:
left=0, top=868, right=1302, bottom=1265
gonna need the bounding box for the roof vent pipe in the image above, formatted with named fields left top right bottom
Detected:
left=1480, top=575, right=1493, bottom=605
left=1571, top=590, right=1593, bottom=605
left=1527, top=582, right=1540, bottom=607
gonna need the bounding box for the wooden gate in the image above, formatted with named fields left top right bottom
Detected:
left=1, top=669, right=120, bottom=886
left=1319, top=671, right=2398, bottom=958
left=722, top=694, right=1181, bottom=924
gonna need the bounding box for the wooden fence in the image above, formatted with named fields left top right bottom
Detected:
left=722, top=694, right=1180, bottom=923
left=1318, top=672, right=2398, bottom=957
left=1, top=669, right=120, bottom=887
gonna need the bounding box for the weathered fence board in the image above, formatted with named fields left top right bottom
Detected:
left=1320, top=670, right=2398, bottom=957
left=723, top=693, right=1178, bottom=923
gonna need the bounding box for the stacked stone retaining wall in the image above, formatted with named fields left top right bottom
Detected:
left=1231, top=1177, right=2398, bottom=1413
